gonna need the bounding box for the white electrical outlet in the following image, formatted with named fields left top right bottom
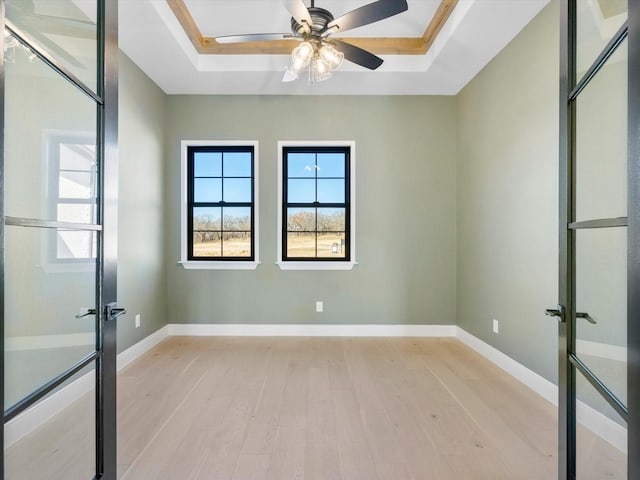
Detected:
left=135, top=313, right=141, bottom=328
left=316, top=301, right=323, bottom=313
left=492, top=318, right=499, bottom=334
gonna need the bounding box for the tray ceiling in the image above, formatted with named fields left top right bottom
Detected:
left=118, top=0, right=550, bottom=95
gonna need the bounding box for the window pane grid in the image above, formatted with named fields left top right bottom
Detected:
left=188, top=146, right=255, bottom=260
left=288, top=176, right=344, bottom=179
left=283, top=147, right=350, bottom=261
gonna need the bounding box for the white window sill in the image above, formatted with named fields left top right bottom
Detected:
left=179, top=260, right=260, bottom=270
left=276, top=261, right=357, bottom=271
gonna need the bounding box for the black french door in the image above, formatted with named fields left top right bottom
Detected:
left=555, top=0, right=638, bottom=478
left=0, top=0, right=119, bottom=478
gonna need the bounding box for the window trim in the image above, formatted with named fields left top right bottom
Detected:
left=180, top=140, right=260, bottom=270
left=277, top=140, right=357, bottom=271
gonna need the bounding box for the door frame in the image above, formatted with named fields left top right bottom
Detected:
left=0, top=0, right=119, bottom=478
left=559, top=0, right=639, bottom=478
left=627, top=0, right=640, bottom=476
left=98, top=0, right=119, bottom=476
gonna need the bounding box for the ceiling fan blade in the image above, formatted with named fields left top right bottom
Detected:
left=283, top=0, right=312, bottom=26
left=20, top=15, right=95, bottom=39
left=6, top=3, right=95, bottom=39
left=332, top=39, right=383, bottom=70
left=327, top=0, right=408, bottom=33
left=215, top=33, right=296, bottom=44
left=21, top=27, right=84, bottom=68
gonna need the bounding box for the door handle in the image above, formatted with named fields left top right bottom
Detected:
left=76, top=305, right=126, bottom=321
left=544, top=306, right=596, bottom=324
left=545, top=305, right=565, bottom=322
left=106, top=302, right=126, bottom=321
left=576, top=312, right=597, bottom=324
left=75, top=308, right=97, bottom=319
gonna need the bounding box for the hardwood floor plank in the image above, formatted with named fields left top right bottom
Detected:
left=239, top=341, right=290, bottom=455
left=192, top=364, right=266, bottom=479
left=305, top=366, right=342, bottom=480
left=374, top=462, right=412, bottom=480
left=342, top=340, right=406, bottom=464
left=265, top=426, right=306, bottom=480
left=279, top=340, right=311, bottom=429
left=231, top=454, right=270, bottom=480
left=332, top=386, right=380, bottom=479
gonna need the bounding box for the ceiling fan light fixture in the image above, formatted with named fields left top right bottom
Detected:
left=291, top=41, right=314, bottom=70
left=319, top=44, right=343, bottom=70
left=311, top=56, right=333, bottom=83
left=313, top=56, right=330, bottom=75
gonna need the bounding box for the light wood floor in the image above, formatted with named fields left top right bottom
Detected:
left=5, top=336, right=627, bottom=479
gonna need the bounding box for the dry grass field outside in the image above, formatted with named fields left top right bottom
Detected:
left=192, top=233, right=346, bottom=258
left=286, top=233, right=346, bottom=258
left=193, top=237, right=251, bottom=257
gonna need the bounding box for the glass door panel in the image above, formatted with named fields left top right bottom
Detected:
left=575, top=40, right=627, bottom=223
left=5, top=0, right=98, bottom=91
left=3, top=225, right=96, bottom=408
left=576, top=0, right=627, bottom=78
left=575, top=227, right=627, bottom=405
left=1, top=0, right=115, bottom=472
left=4, top=376, right=95, bottom=480
left=576, top=372, right=627, bottom=479
left=560, top=1, right=633, bottom=478
left=3, top=30, right=97, bottom=224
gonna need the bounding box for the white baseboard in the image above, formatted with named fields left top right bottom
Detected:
left=576, top=339, right=626, bottom=362
left=455, top=326, right=627, bottom=454
left=5, top=332, right=94, bottom=351
left=167, top=323, right=457, bottom=337
left=455, top=327, right=558, bottom=405
left=5, top=325, right=169, bottom=447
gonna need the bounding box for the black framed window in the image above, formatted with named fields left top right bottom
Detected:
left=187, top=145, right=255, bottom=260
left=282, top=146, right=350, bottom=261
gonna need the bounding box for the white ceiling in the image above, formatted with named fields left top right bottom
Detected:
left=118, top=0, right=550, bottom=95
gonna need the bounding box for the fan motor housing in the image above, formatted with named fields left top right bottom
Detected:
left=291, top=7, right=334, bottom=37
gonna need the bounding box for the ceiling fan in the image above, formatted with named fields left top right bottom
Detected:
left=215, top=0, right=409, bottom=83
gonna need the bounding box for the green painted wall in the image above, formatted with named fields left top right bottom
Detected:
left=456, top=1, right=560, bottom=383
left=164, top=95, right=458, bottom=326
left=117, top=52, right=169, bottom=352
